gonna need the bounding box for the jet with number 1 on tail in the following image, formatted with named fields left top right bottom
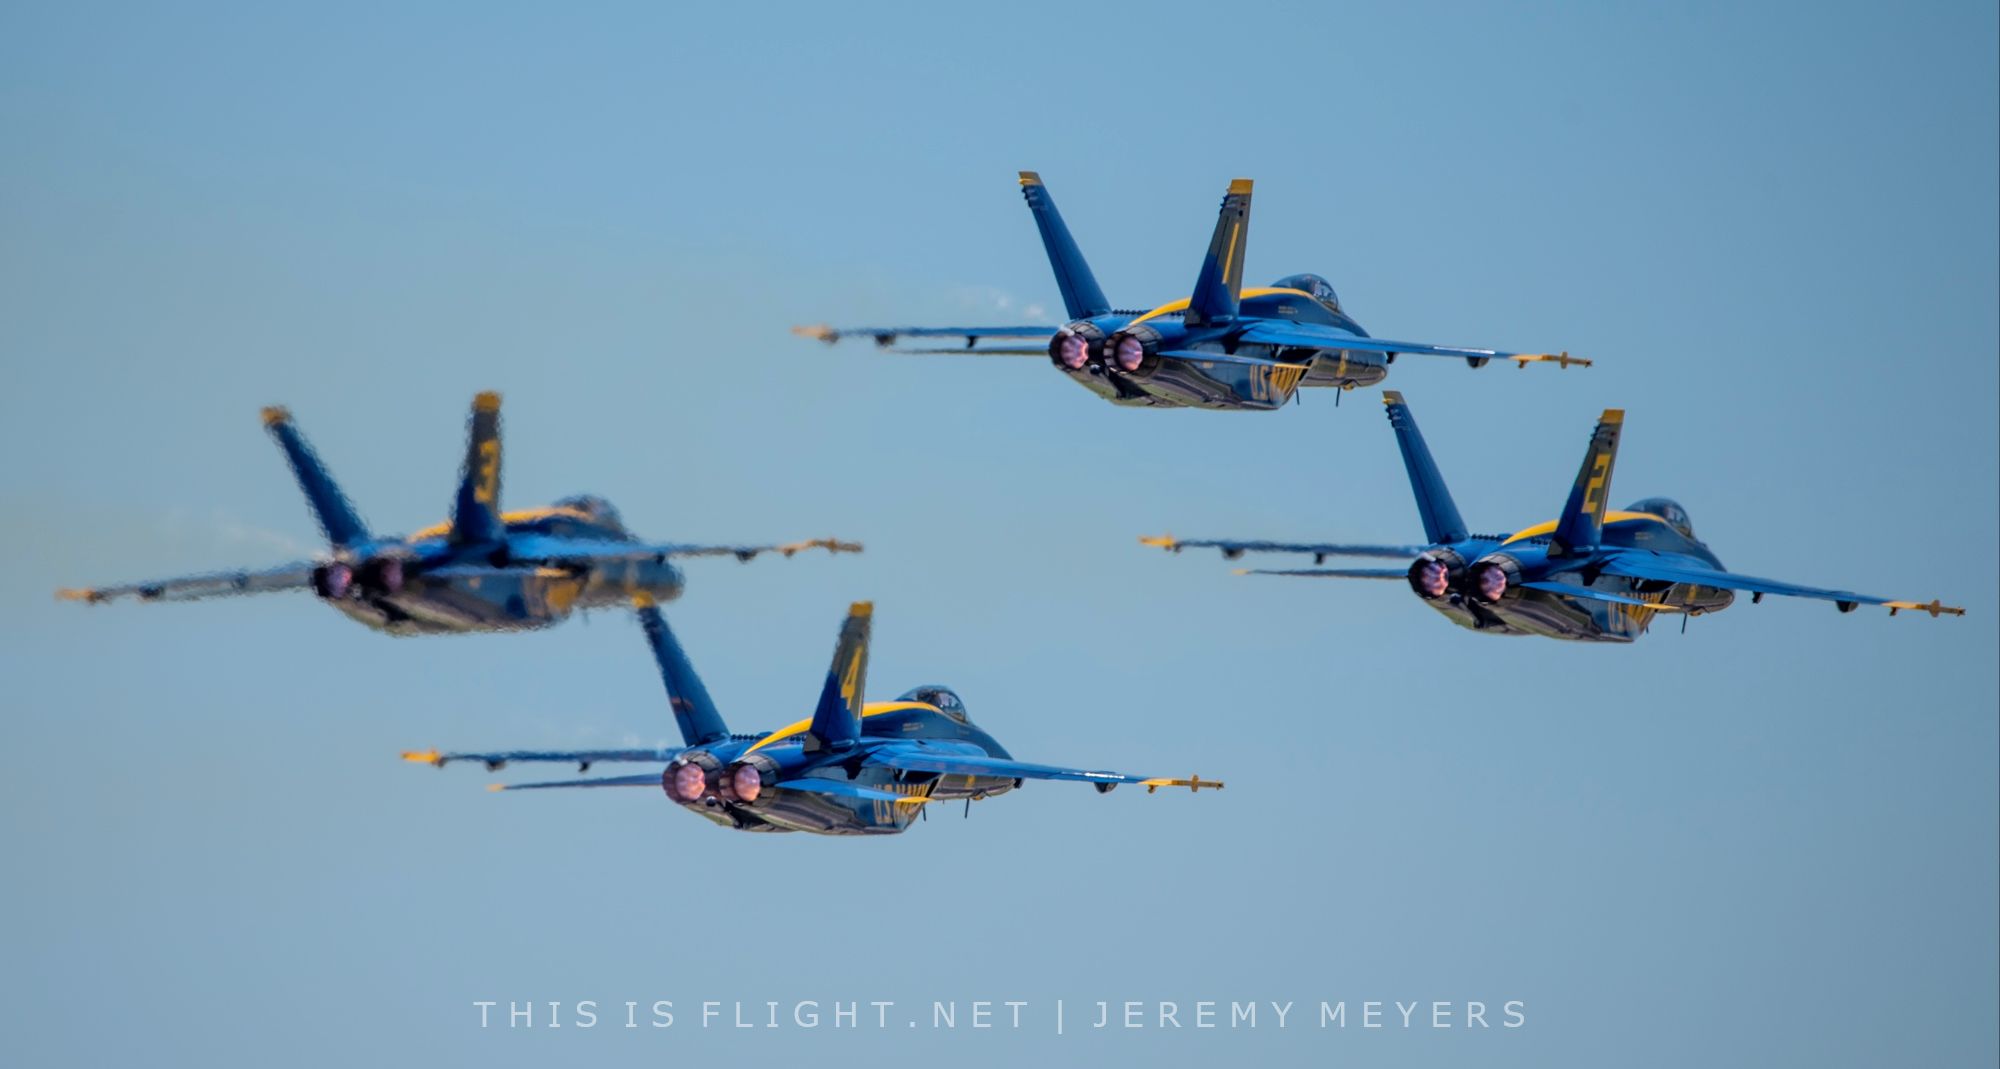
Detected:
left=404, top=599, right=1220, bottom=835
left=796, top=172, right=1584, bottom=412
left=1143, top=392, right=1962, bottom=642
left=59, top=393, right=860, bottom=635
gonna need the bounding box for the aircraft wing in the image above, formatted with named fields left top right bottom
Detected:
left=863, top=744, right=1222, bottom=793
left=1139, top=535, right=1422, bottom=560
left=1599, top=551, right=1964, bottom=616
left=1238, top=568, right=1408, bottom=579
left=1234, top=322, right=1588, bottom=369
left=402, top=747, right=681, bottom=771
left=507, top=535, right=863, bottom=565
left=57, top=562, right=317, bottom=605
left=794, top=324, right=1058, bottom=350
left=487, top=773, right=666, bottom=791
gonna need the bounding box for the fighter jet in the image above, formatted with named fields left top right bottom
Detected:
left=796, top=172, right=1584, bottom=411
left=404, top=599, right=1220, bottom=835
left=59, top=393, right=859, bottom=635
left=1142, top=392, right=1962, bottom=642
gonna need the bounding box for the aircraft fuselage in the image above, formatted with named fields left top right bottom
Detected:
left=1052, top=288, right=1390, bottom=411
left=316, top=504, right=685, bottom=636
left=1411, top=512, right=1736, bottom=643
left=663, top=701, right=1018, bottom=836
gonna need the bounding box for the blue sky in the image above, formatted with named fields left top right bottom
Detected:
left=2, top=2, right=1994, bottom=1066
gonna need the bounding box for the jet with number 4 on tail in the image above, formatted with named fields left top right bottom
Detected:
left=59, top=393, right=860, bottom=635
left=404, top=599, right=1220, bottom=835
left=795, top=172, right=1585, bottom=412
left=1142, top=392, right=1962, bottom=642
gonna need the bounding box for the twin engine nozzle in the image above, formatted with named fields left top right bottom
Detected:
left=664, top=753, right=782, bottom=807
left=312, top=556, right=406, bottom=600
left=1406, top=551, right=1518, bottom=604
left=1049, top=323, right=1161, bottom=378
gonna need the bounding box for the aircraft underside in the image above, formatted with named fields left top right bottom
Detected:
left=1429, top=579, right=1737, bottom=643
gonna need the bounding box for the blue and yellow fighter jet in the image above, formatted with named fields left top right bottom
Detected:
left=1142, top=392, right=1963, bottom=642
left=795, top=172, right=1585, bottom=411
left=59, top=393, right=859, bottom=635
left=404, top=599, right=1220, bottom=835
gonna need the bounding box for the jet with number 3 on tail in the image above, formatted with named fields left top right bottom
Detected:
left=404, top=599, right=1220, bottom=835
left=796, top=172, right=1585, bottom=412
left=1143, top=392, right=1962, bottom=642
left=59, top=393, right=860, bottom=635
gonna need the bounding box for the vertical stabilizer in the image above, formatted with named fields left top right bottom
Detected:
left=450, top=392, right=504, bottom=546
left=261, top=407, right=370, bottom=550
left=1185, top=179, right=1253, bottom=327
left=637, top=599, right=730, bottom=746
left=806, top=601, right=871, bottom=752
left=1018, top=172, right=1112, bottom=321
left=1550, top=410, right=1625, bottom=557
left=1382, top=392, right=1470, bottom=546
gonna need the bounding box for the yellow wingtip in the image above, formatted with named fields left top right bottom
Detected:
left=775, top=537, right=864, bottom=557
left=849, top=600, right=874, bottom=618
left=1139, top=775, right=1225, bottom=794
left=1018, top=171, right=1042, bottom=185
left=1601, top=408, right=1625, bottom=424
left=54, top=587, right=94, bottom=602
left=1508, top=352, right=1591, bottom=370
left=1232, top=569, right=1251, bottom=576
left=1138, top=534, right=1177, bottom=549
left=401, top=750, right=441, bottom=765
left=485, top=783, right=507, bottom=792
left=1227, top=178, right=1253, bottom=194
left=260, top=406, right=291, bottom=427
left=791, top=324, right=838, bottom=343
left=1884, top=600, right=1966, bottom=618
left=1382, top=390, right=1405, bottom=405
left=472, top=391, right=501, bottom=413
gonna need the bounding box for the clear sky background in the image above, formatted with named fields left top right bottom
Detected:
left=2, top=2, right=1994, bottom=1066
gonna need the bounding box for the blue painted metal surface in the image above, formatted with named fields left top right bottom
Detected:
left=59, top=393, right=860, bottom=635
left=1144, top=392, right=1963, bottom=641
left=406, top=603, right=1222, bottom=836
left=797, top=173, right=1587, bottom=411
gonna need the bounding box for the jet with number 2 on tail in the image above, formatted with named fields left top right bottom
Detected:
left=795, top=172, right=1585, bottom=412
left=1143, top=392, right=1962, bottom=642
left=404, top=599, right=1220, bottom=835
left=59, top=393, right=859, bottom=635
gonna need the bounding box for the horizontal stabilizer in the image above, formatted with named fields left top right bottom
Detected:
left=1140, top=535, right=1421, bottom=561
left=58, top=563, right=316, bottom=605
